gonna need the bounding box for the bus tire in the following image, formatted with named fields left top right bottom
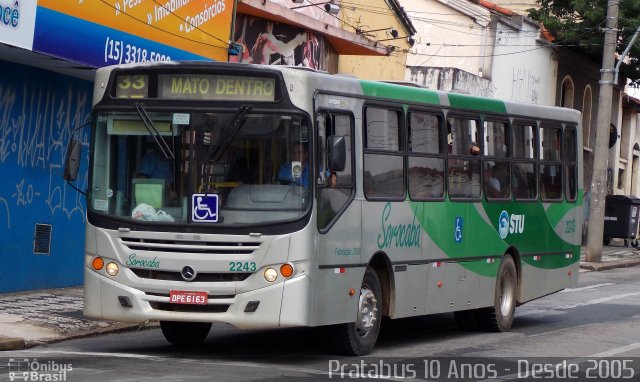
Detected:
left=160, top=321, right=212, bottom=347
left=331, top=267, right=382, bottom=355
left=477, top=255, right=517, bottom=332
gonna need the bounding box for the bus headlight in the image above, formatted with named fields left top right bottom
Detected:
left=264, top=268, right=278, bottom=282
left=106, top=262, right=119, bottom=276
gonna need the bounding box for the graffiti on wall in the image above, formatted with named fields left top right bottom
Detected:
left=0, top=63, right=91, bottom=231
left=406, top=66, right=496, bottom=98
left=511, top=67, right=541, bottom=104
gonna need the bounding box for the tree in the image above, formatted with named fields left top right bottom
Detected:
left=528, top=0, right=640, bottom=84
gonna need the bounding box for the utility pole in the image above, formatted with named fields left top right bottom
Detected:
left=585, top=0, right=619, bottom=262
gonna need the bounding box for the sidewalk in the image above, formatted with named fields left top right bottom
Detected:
left=1, top=245, right=640, bottom=352
left=580, top=240, right=640, bottom=271
left=0, top=287, right=154, bottom=351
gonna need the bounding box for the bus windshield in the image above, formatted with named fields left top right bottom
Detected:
left=90, top=109, right=312, bottom=226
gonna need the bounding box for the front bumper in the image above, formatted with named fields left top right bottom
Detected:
left=83, top=267, right=311, bottom=329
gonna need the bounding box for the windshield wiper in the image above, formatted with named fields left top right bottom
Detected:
left=208, top=104, right=251, bottom=161
left=135, top=103, right=175, bottom=159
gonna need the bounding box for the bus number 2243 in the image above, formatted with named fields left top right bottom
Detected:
left=229, top=262, right=257, bottom=272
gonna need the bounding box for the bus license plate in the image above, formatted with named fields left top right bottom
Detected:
left=169, top=290, right=208, bottom=305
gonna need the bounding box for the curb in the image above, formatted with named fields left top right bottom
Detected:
left=580, top=259, right=640, bottom=271
left=0, top=322, right=159, bottom=351
left=0, top=337, right=25, bottom=351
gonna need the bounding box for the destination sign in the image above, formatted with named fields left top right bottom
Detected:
left=158, top=74, right=276, bottom=101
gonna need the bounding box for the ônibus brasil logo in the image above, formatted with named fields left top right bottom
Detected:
left=498, top=210, right=525, bottom=239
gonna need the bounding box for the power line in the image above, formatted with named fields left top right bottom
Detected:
left=95, top=0, right=228, bottom=50
left=415, top=43, right=445, bottom=67
left=149, top=0, right=229, bottom=45
left=333, top=7, right=608, bottom=61
left=389, top=20, right=608, bottom=60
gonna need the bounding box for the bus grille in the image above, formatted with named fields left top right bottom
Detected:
left=150, top=302, right=230, bottom=313
left=120, top=237, right=261, bottom=255
left=131, top=269, right=251, bottom=282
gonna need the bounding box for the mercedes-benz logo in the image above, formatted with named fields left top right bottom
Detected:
left=181, top=266, right=197, bottom=282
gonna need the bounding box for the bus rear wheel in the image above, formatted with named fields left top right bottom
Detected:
left=331, top=267, right=382, bottom=355
left=476, top=255, right=517, bottom=331
left=160, top=321, right=212, bottom=347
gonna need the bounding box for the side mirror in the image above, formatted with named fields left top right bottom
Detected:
left=328, top=136, right=346, bottom=172
left=63, top=139, right=81, bottom=181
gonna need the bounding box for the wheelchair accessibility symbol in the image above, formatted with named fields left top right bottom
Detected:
left=454, top=216, right=463, bottom=243
left=192, top=194, right=219, bottom=223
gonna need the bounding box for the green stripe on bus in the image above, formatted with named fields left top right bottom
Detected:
left=410, top=199, right=579, bottom=276
left=546, top=190, right=583, bottom=229
left=359, top=81, right=440, bottom=104
left=447, top=93, right=507, bottom=114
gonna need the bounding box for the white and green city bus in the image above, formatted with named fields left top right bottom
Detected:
left=64, top=61, right=582, bottom=355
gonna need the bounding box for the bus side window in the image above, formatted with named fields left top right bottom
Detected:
left=408, top=111, right=445, bottom=200
left=540, top=124, right=563, bottom=201
left=363, top=107, right=404, bottom=199
left=483, top=120, right=511, bottom=200
left=513, top=122, right=537, bottom=200
left=564, top=127, right=577, bottom=202
left=447, top=115, right=481, bottom=199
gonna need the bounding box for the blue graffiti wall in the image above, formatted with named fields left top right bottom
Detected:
left=0, top=60, right=92, bottom=293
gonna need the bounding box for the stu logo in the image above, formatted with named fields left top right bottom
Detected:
left=498, top=210, right=525, bottom=239
left=509, top=214, right=525, bottom=234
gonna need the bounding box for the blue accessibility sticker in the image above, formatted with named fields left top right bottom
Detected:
left=454, top=216, right=463, bottom=243
left=192, top=194, right=219, bottom=223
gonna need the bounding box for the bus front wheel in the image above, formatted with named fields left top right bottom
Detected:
left=331, top=267, right=382, bottom=355
left=160, top=321, right=212, bottom=347
left=477, top=255, right=517, bottom=331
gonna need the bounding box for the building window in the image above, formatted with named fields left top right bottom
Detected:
left=561, top=76, right=575, bottom=108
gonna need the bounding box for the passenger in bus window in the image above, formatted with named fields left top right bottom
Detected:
left=485, top=162, right=509, bottom=198
left=469, top=142, right=480, bottom=156
left=484, top=164, right=501, bottom=197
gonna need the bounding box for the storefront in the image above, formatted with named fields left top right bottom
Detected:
left=0, top=0, right=233, bottom=292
